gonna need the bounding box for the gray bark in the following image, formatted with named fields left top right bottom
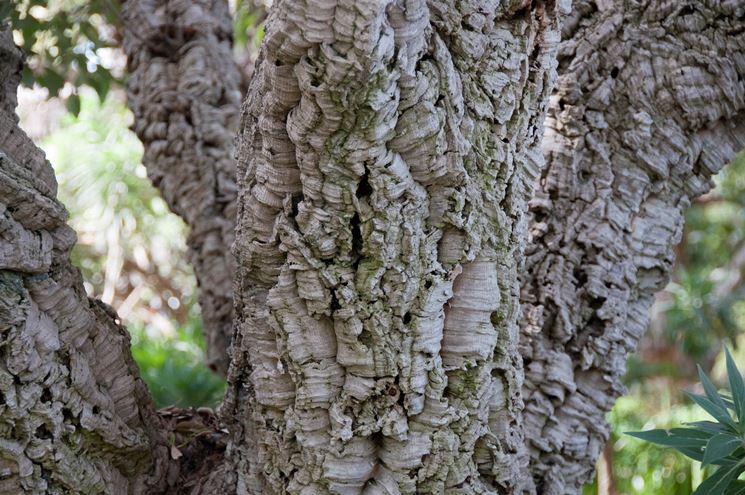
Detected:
left=121, top=0, right=242, bottom=375
left=0, top=27, right=173, bottom=494
left=215, top=0, right=567, bottom=493
left=520, top=1, right=745, bottom=492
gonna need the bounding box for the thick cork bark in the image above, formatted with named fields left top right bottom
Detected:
left=520, top=1, right=745, bottom=492
left=215, top=1, right=568, bottom=493
left=4, top=1, right=745, bottom=493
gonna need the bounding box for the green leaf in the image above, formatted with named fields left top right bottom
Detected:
left=677, top=446, right=707, bottom=463
left=627, top=428, right=708, bottom=446
left=726, top=348, right=745, bottom=424
left=723, top=394, right=738, bottom=412
left=693, top=461, right=744, bottom=495
left=726, top=480, right=745, bottom=495
left=685, top=391, right=738, bottom=431
left=700, top=364, right=731, bottom=411
left=703, top=433, right=743, bottom=466
left=89, top=71, right=111, bottom=102
left=688, top=421, right=732, bottom=434
left=0, top=2, right=11, bottom=23
left=21, top=66, right=35, bottom=88
left=669, top=428, right=717, bottom=444
left=80, top=22, right=101, bottom=44
left=19, top=17, right=38, bottom=47
left=38, top=69, right=66, bottom=96
left=626, top=428, right=710, bottom=461
left=67, top=94, right=81, bottom=117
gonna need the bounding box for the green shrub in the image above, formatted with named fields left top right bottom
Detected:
left=130, top=307, right=226, bottom=408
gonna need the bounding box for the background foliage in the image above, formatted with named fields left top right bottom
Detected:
left=5, top=0, right=122, bottom=114
left=626, top=351, right=745, bottom=495
left=27, top=91, right=226, bottom=408
left=4, top=0, right=265, bottom=114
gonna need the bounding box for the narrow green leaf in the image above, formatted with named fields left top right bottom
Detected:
left=723, top=395, right=738, bottom=412
left=700, top=364, right=730, bottom=411
left=685, top=391, right=738, bottom=431
left=669, top=427, right=716, bottom=439
left=725, top=480, right=745, bottom=495
left=627, top=429, right=707, bottom=447
left=703, top=434, right=743, bottom=466
left=627, top=428, right=712, bottom=462
left=67, top=94, right=81, bottom=117
left=725, top=348, right=745, bottom=424
left=676, top=446, right=707, bottom=463
left=693, top=462, right=744, bottom=495
left=687, top=421, right=731, bottom=434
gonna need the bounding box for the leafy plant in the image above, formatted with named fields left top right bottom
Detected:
left=130, top=310, right=226, bottom=409
left=582, top=381, right=704, bottom=495
left=5, top=0, right=122, bottom=113
left=4, top=0, right=268, bottom=113
left=628, top=349, right=745, bottom=494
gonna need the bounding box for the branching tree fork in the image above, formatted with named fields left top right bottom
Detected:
left=0, top=0, right=744, bottom=493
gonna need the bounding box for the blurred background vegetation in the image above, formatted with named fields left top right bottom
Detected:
left=20, top=91, right=227, bottom=408
left=7, top=0, right=267, bottom=409
left=8, top=1, right=745, bottom=493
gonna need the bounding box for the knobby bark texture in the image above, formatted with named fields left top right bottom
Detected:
left=122, top=0, right=242, bottom=375
left=0, top=27, right=173, bottom=494
left=520, top=1, right=745, bottom=492
left=215, top=0, right=568, bottom=493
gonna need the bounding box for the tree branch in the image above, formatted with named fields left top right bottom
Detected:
left=121, top=0, right=242, bottom=376
left=0, top=26, right=173, bottom=494
left=520, top=1, right=745, bottom=491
